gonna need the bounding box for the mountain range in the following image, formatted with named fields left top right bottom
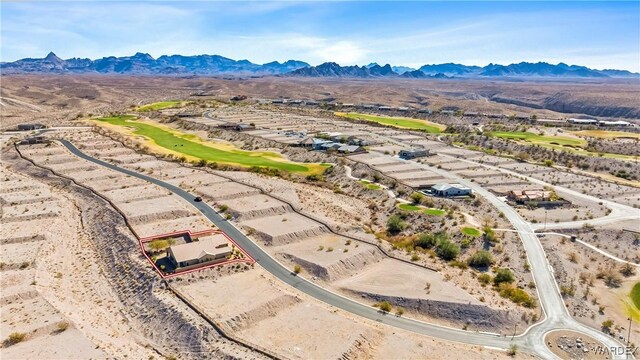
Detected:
left=2, top=52, right=638, bottom=78
left=0, top=52, right=310, bottom=75
left=291, top=61, right=638, bottom=78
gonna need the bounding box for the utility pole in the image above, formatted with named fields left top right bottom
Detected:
left=544, top=209, right=548, bottom=231
left=628, top=317, right=632, bottom=346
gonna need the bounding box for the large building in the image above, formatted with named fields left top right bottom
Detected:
left=431, top=183, right=472, bottom=197
left=399, top=148, right=430, bottom=160
left=167, top=234, right=232, bottom=269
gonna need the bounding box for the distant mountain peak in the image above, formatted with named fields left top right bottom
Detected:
left=44, top=51, right=63, bottom=64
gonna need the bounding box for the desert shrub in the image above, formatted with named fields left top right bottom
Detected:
left=469, top=250, right=494, bottom=267
left=6, top=332, right=26, bottom=345
left=414, top=232, right=442, bottom=249
left=57, top=321, right=69, bottom=332
left=478, top=273, right=492, bottom=286
left=293, top=264, right=301, bottom=274
left=493, top=268, right=515, bottom=285
left=620, top=263, right=636, bottom=277
left=602, top=319, right=614, bottom=333
left=411, top=253, right=420, bottom=261
left=410, top=192, right=424, bottom=204
left=377, top=301, right=392, bottom=312
left=507, top=344, right=518, bottom=357
left=436, top=238, right=460, bottom=260
left=498, top=283, right=536, bottom=308
left=386, top=215, right=406, bottom=234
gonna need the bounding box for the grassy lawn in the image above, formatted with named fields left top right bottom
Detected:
left=93, top=115, right=329, bottom=175
left=461, top=227, right=482, bottom=237
left=626, top=282, right=640, bottom=321
left=359, top=180, right=382, bottom=190
left=398, top=203, right=446, bottom=216
left=137, top=101, right=184, bottom=112
left=570, top=130, right=640, bottom=140
left=631, top=282, right=640, bottom=309
left=336, top=112, right=446, bottom=133
left=487, top=131, right=585, bottom=147
left=487, top=131, right=637, bottom=161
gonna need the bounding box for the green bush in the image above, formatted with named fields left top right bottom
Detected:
left=494, top=268, right=515, bottom=285
left=436, top=238, right=460, bottom=260
left=378, top=301, right=392, bottom=312
left=386, top=215, right=407, bottom=234
left=469, top=250, right=494, bottom=267
left=498, top=283, right=536, bottom=308
left=414, top=232, right=439, bottom=249
left=478, top=273, right=492, bottom=286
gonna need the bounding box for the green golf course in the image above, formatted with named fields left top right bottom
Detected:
left=137, top=101, right=185, bottom=112
left=487, top=131, right=586, bottom=147
left=359, top=180, right=383, bottom=190
left=336, top=112, right=446, bottom=133
left=487, top=131, right=637, bottom=160
left=94, top=115, right=329, bottom=175
left=397, top=203, right=446, bottom=215
left=461, top=227, right=482, bottom=237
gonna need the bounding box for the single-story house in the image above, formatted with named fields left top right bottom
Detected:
left=19, top=136, right=48, bottom=145
left=598, top=120, right=631, bottom=127
left=337, top=144, right=366, bottom=154
left=397, top=107, right=410, bottom=112
left=440, top=110, right=455, bottom=115
left=167, top=234, right=232, bottom=268
left=417, top=109, right=432, bottom=114
left=567, top=118, right=598, bottom=125
left=321, top=142, right=342, bottom=151
left=304, top=100, right=319, bottom=106
left=299, top=137, right=332, bottom=150
left=271, top=99, right=285, bottom=104
left=378, top=106, right=392, bottom=111
left=431, top=183, right=472, bottom=197
left=17, top=124, right=45, bottom=131
left=507, top=189, right=552, bottom=203
left=463, top=112, right=479, bottom=117
left=399, top=148, right=430, bottom=160
left=235, top=123, right=255, bottom=131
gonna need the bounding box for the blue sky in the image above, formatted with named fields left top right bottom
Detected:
left=2, top=1, right=639, bottom=71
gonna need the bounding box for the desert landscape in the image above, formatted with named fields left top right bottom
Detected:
left=1, top=67, right=639, bottom=360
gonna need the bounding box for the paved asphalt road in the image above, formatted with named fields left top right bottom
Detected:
left=59, top=139, right=628, bottom=359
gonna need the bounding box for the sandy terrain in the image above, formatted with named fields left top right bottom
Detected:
left=0, top=165, right=155, bottom=359
left=541, top=233, right=640, bottom=343
left=176, top=267, right=525, bottom=360
left=334, top=258, right=479, bottom=304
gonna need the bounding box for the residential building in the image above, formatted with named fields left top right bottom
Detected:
left=567, top=118, right=598, bottom=125
left=598, top=120, right=631, bottom=127
left=507, top=189, right=552, bottom=203
left=337, top=144, right=366, bottom=154
left=17, top=124, right=45, bottom=131
left=399, top=148, right=430, bottom=160
left=431, top=183, right=472, bottom=197
left=167, top=234, right=232, bottom=268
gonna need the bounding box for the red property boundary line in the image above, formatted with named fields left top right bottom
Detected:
left=138, top=229, right=255, bottom=279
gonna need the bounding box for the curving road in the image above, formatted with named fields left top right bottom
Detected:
left=58, top=139, right=627, bottom=359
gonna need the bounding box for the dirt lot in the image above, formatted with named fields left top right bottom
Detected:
left=541, top=233, right=640, bottom=344
left=175, top=267, right=530, bottom=360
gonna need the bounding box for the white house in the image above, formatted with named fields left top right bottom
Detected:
left=431, top=183, right=472, bottom=197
